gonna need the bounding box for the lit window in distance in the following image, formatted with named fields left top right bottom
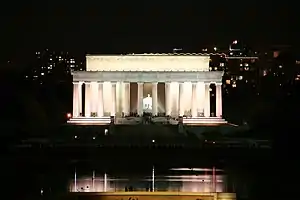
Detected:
left=104, top=129, right=108, bottom=135
left=232, top=81, right=237, bottom=88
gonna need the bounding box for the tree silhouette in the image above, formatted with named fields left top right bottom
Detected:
left=0, top=63, right=49, bottom=140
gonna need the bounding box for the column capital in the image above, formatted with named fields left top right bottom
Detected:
left=84, top=81, right=91, bottom=84
left=97, top=81, right=104, bottom=84
left=152, top=82, right=158, bottom=85
left=111, top=81, right=117, bottom=85
left=204, top=82, right=211, bottom=85
left=137, top=82, right=144, bottom=85
left=215, top=82, right=222, bottom=86
left=73, top=81, right=84, bottom=85
left=191, top=81, right=197, bottom=85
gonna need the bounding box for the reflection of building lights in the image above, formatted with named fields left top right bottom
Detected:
left=67, top=113, right=72, bottom=118
left=263, top=70, right=267, bottom=76
left=169, top=168, right=223, bottom=171
left=69, top=172, right=225, bottom=192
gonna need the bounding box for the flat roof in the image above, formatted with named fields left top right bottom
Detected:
left=86, top=53, right=226, bottom=56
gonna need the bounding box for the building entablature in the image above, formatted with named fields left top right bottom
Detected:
left=72, top=71, right=223, bottom=83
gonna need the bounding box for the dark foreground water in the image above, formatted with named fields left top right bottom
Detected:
left=2, top=147, right=272, bottom=200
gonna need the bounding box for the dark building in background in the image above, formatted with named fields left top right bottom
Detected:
left=223, top=40, right=260, bottom=92
left=20, top=49, right=86, bottom=125
left=24, top=49, right=85, bottom=84
left=259, top=45, right=300, bottom=96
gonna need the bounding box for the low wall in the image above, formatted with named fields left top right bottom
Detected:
left=66, top=192, right=236, bottom=200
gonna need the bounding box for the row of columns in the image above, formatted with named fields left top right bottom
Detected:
left=73, top=81, right=222, bottom=118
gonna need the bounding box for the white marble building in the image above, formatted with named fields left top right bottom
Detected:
left=68, top=53, right=227, bottom=125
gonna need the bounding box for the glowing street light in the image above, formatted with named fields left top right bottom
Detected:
left=67, top=113, right=72, bottom=119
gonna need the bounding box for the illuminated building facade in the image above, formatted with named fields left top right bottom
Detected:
left=68, top=54, right=227, bottom=125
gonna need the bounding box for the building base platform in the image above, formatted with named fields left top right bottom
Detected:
left=183, top=117, right=227, bottom=125
left=67, top=116, right=228, bottom=125
left=67, top=117, right=111, bottom=125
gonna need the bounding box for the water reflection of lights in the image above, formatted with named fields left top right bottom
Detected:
left=69, top=167, right=227, bottom=193
left=170, top=168, right=223, bottom=172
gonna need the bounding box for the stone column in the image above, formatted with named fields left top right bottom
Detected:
left=85, top=82, right=92, bottom=117
left=152, top=82, right=158, bottom=116
left=198, top=82, right=205, bottom=116
left=137, top=82, right=144, bottom=116
left=97, top=82, right=104, bottom=117
left=78, top=82, right=82, bottom=116
left=90, top=82, right=98, bottom=115
left=72, top=82, right=79, bottom=117
left=191, top=82, right=197, bottom=117
left=204, top=83, right=210, bottom=117
left=111, top=82, right=117, bottom=117
left=123, top=82, right=130, bottom=116
left=216, top=83, right=223, bottom=118
left=178, top=82, right=184, bottom=116
left=165, top=82, right=171, bottom=116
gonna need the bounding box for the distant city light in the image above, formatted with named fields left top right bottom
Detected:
left=104, top=129, right=108, bottom=135
left=152, top=139, right=155, bottom=143
left=213, top=47, right=217, bottom=51
left=74, top=135, right=77, bottom=139
left=233, top=40, right=238, bottom=44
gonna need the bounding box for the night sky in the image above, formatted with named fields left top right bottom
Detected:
left=1, top=1, right=298, bottom=61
